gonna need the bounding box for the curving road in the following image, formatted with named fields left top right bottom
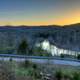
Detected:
left=0, top=54, right=80, bottom=66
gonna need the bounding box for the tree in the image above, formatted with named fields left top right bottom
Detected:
left=17, top=39, right=29, bottom=55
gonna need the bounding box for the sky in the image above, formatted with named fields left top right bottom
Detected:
left=0, top=0, right=80, bottom=26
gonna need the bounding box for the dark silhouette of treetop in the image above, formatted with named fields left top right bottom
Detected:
left=17, top=39, right=29, bottom=55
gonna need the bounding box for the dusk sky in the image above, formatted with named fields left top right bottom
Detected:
left=0, top=0, right=80, bottom=26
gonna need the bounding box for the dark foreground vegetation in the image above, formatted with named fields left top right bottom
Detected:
left=0, top=60, right=80, bottom=80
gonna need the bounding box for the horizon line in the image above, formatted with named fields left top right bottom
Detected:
left=0, top=22, right=80, bottom=27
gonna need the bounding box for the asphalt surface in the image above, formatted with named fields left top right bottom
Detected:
left=0, top=54, right=80, bottom=66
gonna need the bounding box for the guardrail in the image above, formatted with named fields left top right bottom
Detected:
left=0, top=54, right=80, bottom=62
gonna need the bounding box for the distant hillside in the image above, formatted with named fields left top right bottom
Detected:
left=0, top=23, right=80, bottom=52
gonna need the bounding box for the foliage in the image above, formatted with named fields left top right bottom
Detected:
left=33, top=47, right=51, bottom=57
left=77, top=54, right=80, bottom=60
left=60, top=54, right=65, bottom=58
left=35, top=32, right=50, bottom=38
left=24, top=60, right=31, bottom=68
left=63, top=73, right=72, bottom=80
left=14, top=60, right=80, bottom=80
left=17, top=39, right=29, bottom=55
left=55, top=70, right=63, bottom=80
left=33, top=47, right=44, bottom=56
left=32, top=63, right=37, bottom=69
left=21, top=60, right=41, bottom=80
left=72, top=72, right=80, bottom=80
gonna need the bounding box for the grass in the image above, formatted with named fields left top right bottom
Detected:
left=0, top=60, right=80, bottom=80
left=13, top=60, right=80, bottom=80
left=15, top=67, right=33, bottom=76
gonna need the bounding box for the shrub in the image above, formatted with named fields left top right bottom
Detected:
left=32, top=70, right=41, bottom=79
left=63, top=73, right=72, bottom=80
left=60, top=54, right=65, bottom=58
left=77, top=54, right=80, bottom=60
left=27, top=63, right=41, bottom=79
left=55, top=70, right=63, bottom=80
left=24, top=60, right=31, bottom=68
left=32, top=63, right=37, bottom=69
left=72, top=72, right=80, bottom=80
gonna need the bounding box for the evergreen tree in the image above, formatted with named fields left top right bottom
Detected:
left=17, top=39, right=29, bottom=55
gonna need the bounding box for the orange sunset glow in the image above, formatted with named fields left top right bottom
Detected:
left=0, top=0, right=80, bottom=26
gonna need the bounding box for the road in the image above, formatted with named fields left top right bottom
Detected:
left=0, top=54, right=80, bottom=66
